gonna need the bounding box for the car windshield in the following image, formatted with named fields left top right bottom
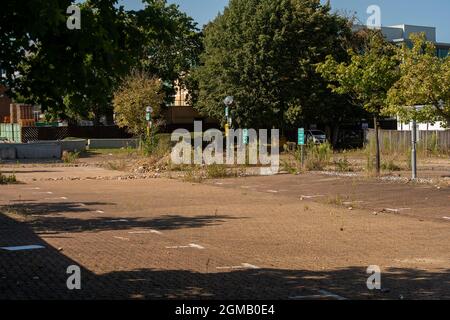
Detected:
left=310, top=130, right=325, bottom=136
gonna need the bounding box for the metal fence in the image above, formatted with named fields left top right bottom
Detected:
left=0, top=125, right=133, bottom=143
left=365, top=129, right=450, bottom=154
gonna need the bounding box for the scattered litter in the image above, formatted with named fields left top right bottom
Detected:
left=57, top=247, right=64, bottom=252
left=443, top=217, right=450, bottom=221
left=267, top=190, right=279, bottom=193
left=45, top=197, right=68, bottom=200
left=96, top=210, right=105, bottom=214
left=1, top=245, right=45, bottom=251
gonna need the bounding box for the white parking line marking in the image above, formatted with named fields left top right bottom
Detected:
left=289, top=289, right=346, bottom=300
left=114, top=237, right=130, bottom=241
left=1, top=245, right=45, bottom=251
left=384, top=208, right=411, bottom=213
left=22, top=187, right=41, bottom=190
left=289, top=295, right=329, bottom=300
left=267, top=190, right=279, bottom=193
left=33, top=192, right=53, bottom=195
left=129, top=230, right=162, bottom=235
left=188, top=243, right=205, bottom=250
left=44, top=197, right=68, bottom=200
left=166, top=243, right=205, bottom=250
left=217, top=263, right=260, bottom=270
left=300, top=195, right=325, bottom=200
left=316, top=290, right=347, bottom=300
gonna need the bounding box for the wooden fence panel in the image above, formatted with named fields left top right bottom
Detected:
left=366, top=129, right=450, bottom=153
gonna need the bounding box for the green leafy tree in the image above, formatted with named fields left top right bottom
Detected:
left=316, top=30, right=400, bottom=173
left=113, top=70, right=165, bottom=137
left=192, top=0, right=353, bottom=131
left=133, top=0, right=203, bottom=104
left=387, top=33, right=450, bottom=127
left=0, top=0, right=71, bottom=90
left=3, top=0, right=201, bottom=124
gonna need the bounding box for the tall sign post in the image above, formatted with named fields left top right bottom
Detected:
left=298, top=128, right=305, bottom=167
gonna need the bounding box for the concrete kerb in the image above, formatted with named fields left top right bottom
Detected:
left=31, top=140, right=87, bottom=153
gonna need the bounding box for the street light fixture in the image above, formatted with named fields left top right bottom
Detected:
left=224, top=96, right=234, bottom=137
left=224, top=96, right=234, bottom=107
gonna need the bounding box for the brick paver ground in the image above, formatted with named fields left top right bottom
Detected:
left=0, top=171, right=449, bottom=300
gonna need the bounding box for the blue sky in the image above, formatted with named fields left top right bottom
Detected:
left=120, top=0, right=450, bottom=42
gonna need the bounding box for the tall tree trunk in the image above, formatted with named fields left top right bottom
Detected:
left=374, top=116, right=381, bottom=175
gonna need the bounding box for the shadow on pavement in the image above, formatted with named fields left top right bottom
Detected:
left=1, top=212, right=449, bottom=300
left=1, top=202, right=244, bottom=233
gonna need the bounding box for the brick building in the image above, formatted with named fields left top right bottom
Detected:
left=0, top=86, right=11, bottom=123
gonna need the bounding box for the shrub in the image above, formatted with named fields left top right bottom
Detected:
left=381, top=160, right=402, bottom=172
left=183, top=166, right=203, bottom=183
left=334, top=157, right=353, bottom=172
left=205, top=164, right=229, bottom=179
left=113, top=70, right=165, bottom=138
left=0, top=172, right=17, bottom=184
left=142, top=132, right=172, bottom=157
left=305, top=142, right=332, bottom=171
left=62, top=151, right=80, bottom=164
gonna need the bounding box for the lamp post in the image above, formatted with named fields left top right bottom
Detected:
left=224, top=96, right=234, bottom=137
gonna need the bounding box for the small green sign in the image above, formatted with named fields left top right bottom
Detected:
left=146, top=113, right=152, bottom=121
left=298, top=128, right=305, bottom=145
left=243, top=129, right=249, bottom=145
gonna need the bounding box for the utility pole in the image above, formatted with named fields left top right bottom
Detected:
left=411, top=119, right=417, bottom=180
left=374, top=116, right=381, bottom=175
